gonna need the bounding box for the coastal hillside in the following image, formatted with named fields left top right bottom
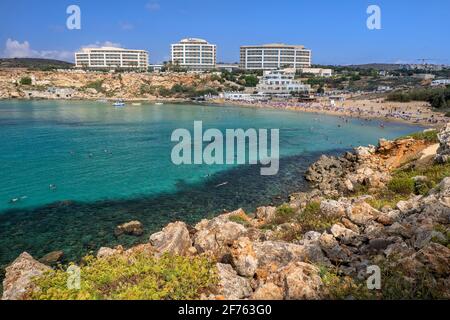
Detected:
left=2, top=124, right=449, bottom=300
left=0, top=69, right=227, bottom=100
left=0, top=58, right=73, bottom=70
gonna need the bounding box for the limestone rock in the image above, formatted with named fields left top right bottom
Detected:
left=319, top=233, right=351, bottom=263
left=2, top=252, right=51, bottom=300
left=268, top=262, right=324, bottom=300
left=230, top=237, right=258, bottom=277
left=251, top=282, right=284, bottom=300
left=216, top=263, right=252, bottom=300
left=253, top=241, right=305, bottom=270
left=320, top=200, right=346, bottom=218
left=97, top=246, right=124, bottom=259
left=149, top=221, right=192, bottom=256
left=415, top=243, right=450, bottom=276
left=194, top=213, right=247, bottom=260
left=255, top=206, right=277, bottom=224
left=435, top=123, right=450, bottom=164
left=346, top=201, right=380, bottom=226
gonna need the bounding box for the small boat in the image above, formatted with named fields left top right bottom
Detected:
left=113, top=100, right=125, bottom=107
left=132, top=102, right=142, bottom=106
left=155, top=102, right=164, bottom=106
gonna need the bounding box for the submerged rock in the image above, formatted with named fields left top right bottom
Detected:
left=114, top=220, right=144, bottom=237
left=39, top=250, right=64, bottom=266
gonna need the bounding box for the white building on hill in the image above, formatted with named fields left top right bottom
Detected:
left=240, top=43, right=311, bottom=70
left=171, top=38, right=217, bottom=72
left=75, top=47, right=149, bottom=71
left=256, top=69, right=310, bottom=95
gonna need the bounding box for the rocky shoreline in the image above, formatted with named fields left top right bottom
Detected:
left=2, top=124, right=450, bottom=300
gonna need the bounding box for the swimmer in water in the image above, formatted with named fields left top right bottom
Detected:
left=49, top=184, right=57, bottom=190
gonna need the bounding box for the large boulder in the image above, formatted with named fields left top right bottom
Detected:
left=415, top=243, right=450, bottom=276
left=149, top=221, right=193, bottom=256
left=252, top=241, right=305, bottom=271
left=255, top=206, right=277, bottom=224
left=230, top=237, right=258, bottom=277
left=319, top=233, right=351, bottom=263
left=346, top=201, right=380, bottom=226
left=320, top=200, right=347, bottom=218
left=250, top=282, right=284, bottom=300
left=2, top=252, right=51, bottom=300
left=435, top=123, right=450, bottom=164
left=216, top=263, right=252, bottom=300
left=194, top=211, right=248, bottom=260
left=267, top=261, right=324, bottom=300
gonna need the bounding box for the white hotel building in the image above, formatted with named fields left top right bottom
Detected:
left=75, top=47, right=149, bottom=71
left=256, top=69, right=310, bottom=95
left=240, top=44, right=311, bottom=71
left=171, top=38, right=217, bottom=72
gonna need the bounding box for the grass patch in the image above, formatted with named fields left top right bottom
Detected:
left=432, top=224, right=450, bottom=248
left=318, top=265, right=375, bottom=300
left=387, top=176, right=415, bottom=195
left=29, top=252, right=218, bottom=300
left=85, top=80, right=105, bottom=93
left=269, top=204, right=297, bottom=225
left=391, top=162, right=450, bottom=194
left=228, top=215, right=251, bottom=227
left=297, top=202, right=338, bottom=233
left=379, top=257, right=447, bottom=299
left=397, top=130, right=439, bottom=143
left=366, top=191, right=409, bottom=210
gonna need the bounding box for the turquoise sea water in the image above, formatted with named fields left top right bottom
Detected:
left=0, top=100, right=423, bottom=270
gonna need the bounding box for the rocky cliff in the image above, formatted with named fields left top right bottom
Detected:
left=0, top=69, right=225, bottom=100
left=2, top=125, right=450, bottom=300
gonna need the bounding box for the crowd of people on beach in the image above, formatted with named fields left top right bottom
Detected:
left=226, top=99, right=447, bottom=125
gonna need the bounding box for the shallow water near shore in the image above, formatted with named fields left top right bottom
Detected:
left=0, top=100, right=423, bottom=270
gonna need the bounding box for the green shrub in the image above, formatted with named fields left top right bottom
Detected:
left=297, top=201, right=337, bottom=233
left=271, top=204, right=296, bottom=225
left=366, top=191, right=409, bottom=210
left=30, top=253, right=217, bottom=300
left=19, top=76, right=32, bottom=85
left=228, top=215, right=251, bottom=227
left=386, top=87, right=450, bottom=109
left=387, top=177, right=415, bottom=195
left=318, top=265, right=374, bottom=300
left=398, top=130, right=438, bottom=143
left=379, top=257, right=446, bottom=299
left=85, top=80, right=105, bottom=93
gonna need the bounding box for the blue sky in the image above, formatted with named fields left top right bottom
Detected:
left=0, top=0, right=449, bottom=65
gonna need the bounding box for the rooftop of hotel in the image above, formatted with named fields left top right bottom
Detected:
left=241, top=43, right=307, bottom=49
left=78, top=47, right=148, bottom=52
left=178, top=38, right=212, bottom=44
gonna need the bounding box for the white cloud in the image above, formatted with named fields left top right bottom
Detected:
left=146, top=2, right=160, bottom=11
left=2, top=38, right=73, bottom=61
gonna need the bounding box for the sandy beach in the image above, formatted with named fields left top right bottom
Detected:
left=210, top=96, right=448, bottom=127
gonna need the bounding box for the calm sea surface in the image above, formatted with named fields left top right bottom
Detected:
left=0, top=100, right=423, bottom=269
